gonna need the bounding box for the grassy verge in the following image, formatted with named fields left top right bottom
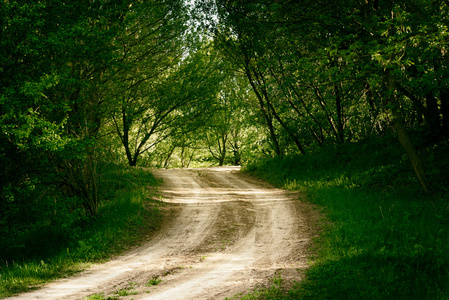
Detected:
left=242, top=137, right=449, bottom=299
left=0, top=166, right=164, bottom=298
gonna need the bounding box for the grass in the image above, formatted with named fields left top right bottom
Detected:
left=146, top=276, right=162, bottom=286
left=242, top=136, right=449, bottom=299
left=227, top=277, right=287, bottom=300
left=115, top=287, right=138, bottom=297
left=0, top=165, right=164, bottom=299
left=83, top=294, right=118, bottom=300
left=82, top=282, right=139, bottom=300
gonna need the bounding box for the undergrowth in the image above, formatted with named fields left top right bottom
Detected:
left=243, top=136, right=449, bottom=299
left=0, top=165, right=164, bottom=298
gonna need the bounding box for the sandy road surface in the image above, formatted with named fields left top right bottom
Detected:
left=8, top=166, right=315, bottom=300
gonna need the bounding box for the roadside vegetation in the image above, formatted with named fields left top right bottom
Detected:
left=242, top=136, right=449, bottom=299
left=0, top=166, right=163, bottom=298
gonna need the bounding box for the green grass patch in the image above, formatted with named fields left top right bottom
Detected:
left=83, top=293, right=118, bottom=300
left=146, top=276, right=162, bottom=286
left=115, top=286, right=138, bottom=297
left=227, top=277, right=288, bottom=300
left=0, top=165, right=164, bottom=298
left=243, top=137, right=449, bottom=299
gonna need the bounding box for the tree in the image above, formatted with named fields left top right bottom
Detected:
left=0, top=0, right=129, bottom=220
left=110, top=43, right=223, bottom=166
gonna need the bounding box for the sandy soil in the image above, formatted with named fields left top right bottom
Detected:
left=8, top=166, right=317, bottom=300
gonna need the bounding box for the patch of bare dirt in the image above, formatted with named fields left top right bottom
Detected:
left=8, top=166, right=317, bottom=300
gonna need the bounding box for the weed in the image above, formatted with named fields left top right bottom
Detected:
left=115, top=287, right=138, bottom=297
left=146, top=276, right=162, bottom=286
left=228, top=276, right=287, bottom=300
left=83, top=293, right=118, bottom=300
left=114, top=281, right=138, bottom=297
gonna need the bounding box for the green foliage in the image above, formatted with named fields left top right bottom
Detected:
left=0, top=1, right=187, bottom=295
left=115, top=285, right=138, bottom=297
left=228, top=276, right=289, bottom=300
left=0, top=0, right=129, bottom=253
left=84, top=282, right=140, bottom=299
left=105, top=0, right=193, bottom=167
left=0, top=167, right=163, bottom=298
left=0, top=0, right=192, bottom=233
left=83, top=294, right=117, bottom=300
left=205, top=0, right=449, bottom=187
left=146, top=276, right=163, bottom=286
left=243, top=137, right=449, bottom=299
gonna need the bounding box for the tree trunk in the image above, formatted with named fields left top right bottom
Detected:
left=231, top=130, right=242, bottom=165
left=275, top=63, right=326, bottom=146
left=164, top=145, right=176, bottom=168
left=186, top=151, right=195, bottom=168
left=314, top=86, right=340, bottom=143
left=425, top=91, right=441, bottom=141
left=121, top=110, right=135, bottom=166
left=387, top=75, right=428, bottom=191
left=218, top=135, right=226, bottom=166
left=244, top=61, right=282, bottom=156
left=261, top=80, right=306, bottom=154
left=440, top=89, right=449, bottom=137
left=334, top=83, right=344, bottom=143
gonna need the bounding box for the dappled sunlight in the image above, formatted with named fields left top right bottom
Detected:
left=196, top=166, right=242, bottom=172
left=153, top=166, right=296, bottom=204
left=159, top=187, right=294, bottom=204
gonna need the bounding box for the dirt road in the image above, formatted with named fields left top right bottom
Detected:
left=9, top=167, right=315, bottom=300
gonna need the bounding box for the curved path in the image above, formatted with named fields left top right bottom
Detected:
left=9, top=166, right=314, bottom=300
